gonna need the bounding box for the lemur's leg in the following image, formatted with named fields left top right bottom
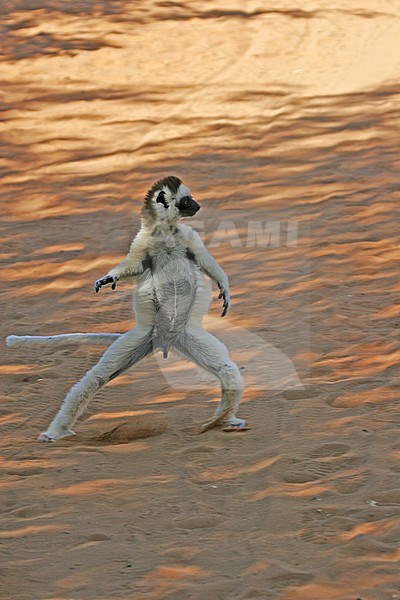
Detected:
left=38, top=327, right=154, bottom=442
left=175, top=327, right=245, bottom=430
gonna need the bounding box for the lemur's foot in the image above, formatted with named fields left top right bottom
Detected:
left=198, top=411, right=250, bottom=434
left=222, top=417, right=250, bottom=432
left=198, top=408, right=231, bottom=433
left=38, top=428, right=76, bottom=443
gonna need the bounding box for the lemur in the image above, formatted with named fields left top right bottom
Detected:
left=10, top=176, right=246, bottom=441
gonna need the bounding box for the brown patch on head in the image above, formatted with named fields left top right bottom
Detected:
left=87, top=419, right=168, bottom=445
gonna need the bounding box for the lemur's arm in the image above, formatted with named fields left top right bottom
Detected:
left=181, top=225, right=230, bottom=317
left=94, top=229, right=149, bottom=293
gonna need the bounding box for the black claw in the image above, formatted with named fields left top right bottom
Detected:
left=218, top=286, right=229, bottom=316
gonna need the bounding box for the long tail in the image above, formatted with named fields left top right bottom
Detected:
left=6, top=333, right=122, bottom=349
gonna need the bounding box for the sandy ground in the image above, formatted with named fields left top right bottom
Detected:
left=1, top=1, right=400, bottom=599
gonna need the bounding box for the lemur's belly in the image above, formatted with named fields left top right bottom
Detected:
left=152, top=256, right=199, bottom=332
left=134, top=252, right=211, bottom=337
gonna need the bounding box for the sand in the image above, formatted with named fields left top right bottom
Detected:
left=1, top=1, right=400, bottom=599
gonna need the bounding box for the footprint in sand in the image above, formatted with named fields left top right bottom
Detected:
left=283, top=456, right=358, bottom=483
left=282, top=442, right=367, bottom=493
left=300, top=515, right=355, bottom=545
left=334, top=472, right=370, bottom=495
left=308, top=442, right=351, bottom=457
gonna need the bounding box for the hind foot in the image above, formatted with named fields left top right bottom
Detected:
left=38, top=428, right=76, bottom=443
left=222, top=417, right=250, bottom=432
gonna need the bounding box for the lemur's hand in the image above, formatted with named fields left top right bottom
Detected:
left=94, top=275, right=119, bottom=293
left=218, top=283, right=230, bottom=317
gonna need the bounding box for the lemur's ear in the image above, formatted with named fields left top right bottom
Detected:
left=156, top=190, right=168, bottom=208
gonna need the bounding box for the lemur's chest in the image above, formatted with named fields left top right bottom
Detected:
left=148, top=235, right=188, bottom=268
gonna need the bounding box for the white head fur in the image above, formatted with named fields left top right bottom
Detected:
left=142, top=176, right=199, bottom=229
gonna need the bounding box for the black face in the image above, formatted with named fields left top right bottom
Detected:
left=179, top=195, right=200, bottom=217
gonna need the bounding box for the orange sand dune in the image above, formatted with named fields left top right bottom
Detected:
left=1, top=1, right=400, bottom=599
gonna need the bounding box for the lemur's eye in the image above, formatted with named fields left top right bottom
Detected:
left=181, top=197, right=190, bottom=208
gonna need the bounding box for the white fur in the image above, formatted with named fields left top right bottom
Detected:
left=9, top=177, right=246, bottom=441
left=6, top=333, right=121, bottom=348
